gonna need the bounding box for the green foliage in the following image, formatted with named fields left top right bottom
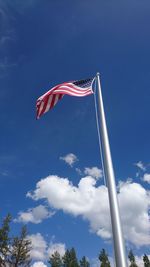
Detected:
left=10, top=225, right=31, bottom=267
left=0, top=215, right=31, bottom=267
left=1, top=214, right=150, bottom=267
left=79, top=256, right=90, bottom=267
left=0, top=214, right=12, bottom=267
left=70, top=248, right=79, bottom=267
left=49, top=251, right=63, bottom=267
left=63, top=248, right=79, bottom=267
left=128, top=250, right=138, bottom=267
left=63, top=249, right=71, bottom=267
left=143, top=254, right=150, bottom=267
left=98, top=249, right=111, bottom=267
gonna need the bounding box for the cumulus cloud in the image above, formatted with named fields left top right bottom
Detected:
left=31, top=262, right=47, bottom=267
left=47, top=242, right=66, bottom=257
left=29, top=233, right=47, bottom=260
left=84, top=167, right=103, bottom=179
left=27, top=175, right=150, bottom=247
left=28, top=233, right=66, bottom=262
left=143, top=173, right=150, bottom=184
left=91, top=256, right=114, bottom=267
left=118, top=181, right=150, bottom=246
left=86, top=254, right=150, bottom=267
left=15, top=205, right=55, bottom=224
left=59, top=153, right=78, bottom=167
left=134, top=161, right=146, bottom=171
left=133, top=255, right=150, bottom=267
left=134, top=256, right=144, bottom=267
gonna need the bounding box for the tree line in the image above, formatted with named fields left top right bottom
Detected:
left=49, top=248, right=150, bottom=267
left=0, top=214, right=149, bottom=267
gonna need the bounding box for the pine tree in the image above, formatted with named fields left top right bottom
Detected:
left=80, top=256, right=90, bottom=267
left=0, top=214, right=11, bottom=267
left=128, top=250, right=138, bottom=267
left=10, top=225, right=31, bottom=267
left=98, top=249, right=111, bottom=267
left=0, top=215, right=32, bottom=267
left=63, top=248, right=79, bottom=267
left=63, top=249, right=71, bottom=267
left=49, top=251, right=63, bottom=267
left=69, top=248, right=79, bottom=267
left=143, top=254, right=150, bottom=267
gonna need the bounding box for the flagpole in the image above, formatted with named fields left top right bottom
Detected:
left=96, top=73, right=127, bottom=267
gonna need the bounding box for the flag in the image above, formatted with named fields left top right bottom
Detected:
left=36, top=78, right=94, bottom=119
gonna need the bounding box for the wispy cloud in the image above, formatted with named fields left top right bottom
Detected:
left=0, top=57, right=17, bottom=70
left=60, top=153, right=78, bottom=167
left=0, top=0, right=39, bottom=12
left=0, top=170, right=9, bottom=177
left=134, top=161, right=146, bottom=171
left=75, top=167, right=82, bottom=175
left=0, top=5, right=17, bottom=77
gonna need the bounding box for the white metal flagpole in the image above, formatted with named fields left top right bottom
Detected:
left=96, top=73, right=127, bottom=267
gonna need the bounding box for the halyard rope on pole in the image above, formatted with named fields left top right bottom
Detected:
left=93, top=78, right=107, bottom=187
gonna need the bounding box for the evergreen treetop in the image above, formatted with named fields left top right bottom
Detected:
left=48, top=251, right=63, bottom=267
left=98, top=249, right=111, bottom=267
left=62, top=248, right=79, bottom=267
left=143, top=254, right=150, bottom=267
left=128, top=250, right=138, bottom=267
left=79, top=256, right=90, bottom=267
left=0, top=214, right=31, bottom=267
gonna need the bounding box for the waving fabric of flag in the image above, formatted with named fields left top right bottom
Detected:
left=36, top=78, right=94, bottom=119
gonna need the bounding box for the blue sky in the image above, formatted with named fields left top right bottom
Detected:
left=0, top=0, right=150, bottom=266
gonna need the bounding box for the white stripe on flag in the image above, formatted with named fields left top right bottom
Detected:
left=44, top=95, right=53, bottom=113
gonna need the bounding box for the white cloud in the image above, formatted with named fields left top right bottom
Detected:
left=84, top=167, right=103, bottom=179
left=29, top=233, right=47, bottom=260
left=109, top=257, right=115, bottom=267
left=133, top=255, right=150, bottom=267
left=143, top=173, right=150, bottom=184
left=91, top=256, right=114, bottom=267
left=91, top=254, right=150, bottom=267
left=134, top=161, right=146, bottom=171
left=134, top=256, right=144, bottom=267
left=1, top=170, right=9, bottom=176
left=75, top=168, right=82, bottom=175
left=31, top=262, right=47, bottom=267
left=28, top=233, right=66, bottom=262
left=47, top=242, right=66, bottom=257
left=118, top=181, right=150, bottom=246
left=59, top=153, right=78, bottom=167
left=15, top=205, right=55, bottom=224
left=27, top=175, right=150, bottom=247
left=91, top=258, right=99, bottom=267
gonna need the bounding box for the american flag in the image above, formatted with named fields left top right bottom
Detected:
left=36, top=78, right=94, bottom=119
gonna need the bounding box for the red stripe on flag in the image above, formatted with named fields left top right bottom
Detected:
left=50, top=94, right=56, bottom=109
left=36, top=78, right=94, bottom=119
